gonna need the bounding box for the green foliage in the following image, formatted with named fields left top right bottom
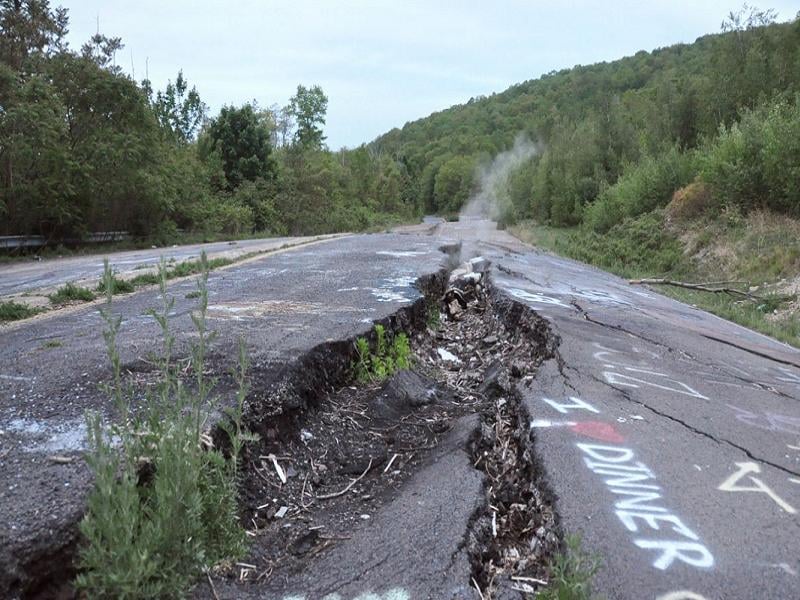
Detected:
left=199, top=103, right=277, bottom=191
left=368, top=11, right=800, bottom=224
left=538, top=535, right=601, bottom=600
left=353, top=324, right=412, bottom=382
left=146, top=70, right=207, bottom=143
left=168, top=256, right=233, bottom=278
left=557, top=211, right=689, bottom=278
left=584, top=146, right=697, bottom=232
left=48, top=282, right=95, bottom=304
left=433, top=155, right=476, bottom=213
left=4, top=3, right=800, bottom=244
left=700, top=97, right=800, bottom=216
left=230, top=178, right=286, bottom=234
left=0, top=300, right=43, bottom=321
left=77, top=255, right=251, bottom=598
left=96, top=273, right=135, bottom=294
left=129, top=272, right=161, bottom=287
left=288, top=84, right=328, bottom=149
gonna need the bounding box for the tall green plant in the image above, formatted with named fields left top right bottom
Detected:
left=77, top=254, right=252, bottom=598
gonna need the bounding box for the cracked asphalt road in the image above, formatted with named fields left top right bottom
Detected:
left=0, top=232, right=453, bottom=597
left=2, top=219, right=799, bottom=599
left=437, top=220, right=800, bottom=600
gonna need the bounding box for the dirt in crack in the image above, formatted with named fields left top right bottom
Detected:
left=212, top=258, right=561, bottom=598
left=467, top=393, right=559, bottom=598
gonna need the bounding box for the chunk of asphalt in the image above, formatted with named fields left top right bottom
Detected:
left=369, top=369, right=441, bottom=420
left=478, top=360, right=511, bottom=397
left=211, top=414, right=484, bottom=600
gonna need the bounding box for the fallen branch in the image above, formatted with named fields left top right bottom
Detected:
left=629, top=278, right=763, bottom=300
left=315, top=458, right=373, bottom=500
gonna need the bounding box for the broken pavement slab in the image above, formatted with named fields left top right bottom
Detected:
left=0, top=233, right=451, bottom=597
left=209, top=415, right=484, bottom=600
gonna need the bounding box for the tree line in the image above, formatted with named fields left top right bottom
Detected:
left=371, top=5, right=800, bottom=231
left=3, top=2, right=799, bottom=244
left=0, top=1, right=415, bottom=243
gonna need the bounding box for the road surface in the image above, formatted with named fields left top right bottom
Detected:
left=443, top=220, right=800, bottom=600
left=1, top=220, right=799, bottom=599
left=0, top=234, right=341, bottom=298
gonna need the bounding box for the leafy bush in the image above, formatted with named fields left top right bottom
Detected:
left=77, top=257, right=253, bottom=598
left=48, top=283, right=96, bottom=304
left=354, top=324, right=412, bottom=382
left=700, top=97, right=800, bottom=215
left=666, top=180, right=714, bottom=222
left=129, top=272, right=161, bottom=287
left=584, top=145, right=696, bottom=232
left=559, top=211, right=688, bottom=277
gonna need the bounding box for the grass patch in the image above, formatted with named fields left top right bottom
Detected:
left=0, top=301, right=43, bottom=322
left=660, top=287, right=800, bottom=346
left=129, top=272, right=161, bottom=287
left=76, top=256, right=255, bottom=597
left=539, top=535, right=601, bottom=600
left=41, top=339, right=63, bottom=349
left=353, top=323, right=412, bottom=382
left=169, top=256, right=233, bottom=278
left=48, top=283, right=96, bottom=304
left=96, top=274, right=135, bottom=295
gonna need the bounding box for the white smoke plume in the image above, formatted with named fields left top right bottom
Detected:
left=460, top=133, right=540, bottom=220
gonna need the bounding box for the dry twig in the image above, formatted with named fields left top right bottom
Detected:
left=629, top=278, right=766, bottom=300
left=316, top=458, right=373, bottom=500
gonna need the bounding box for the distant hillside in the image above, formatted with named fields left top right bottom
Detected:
left=370, top=11, right=800, bottom=226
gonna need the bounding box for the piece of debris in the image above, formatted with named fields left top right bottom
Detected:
left=47, top=455, right=76, bottom=464
left=437, top=348, right=461, bottom=363
left=274, top=506, right=289, bottom=519
left=267, top=454, right=287, bottom=484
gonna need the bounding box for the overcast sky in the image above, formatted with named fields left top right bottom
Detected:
left=61, top=1, right=799, bottom=149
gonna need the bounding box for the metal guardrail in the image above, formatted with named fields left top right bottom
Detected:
left=0, top=231, right=130, bottom=249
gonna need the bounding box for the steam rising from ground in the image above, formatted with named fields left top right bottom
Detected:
left=461, top=134, right=540, bottom=220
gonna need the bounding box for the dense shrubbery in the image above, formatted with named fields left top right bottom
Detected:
left=584, top=146, right=697, bottom=232
left=557, top=211, right=689, bottom=277
left=701, top=97, right=800, bottom=216
left=4, top=4, right=798, bottom=244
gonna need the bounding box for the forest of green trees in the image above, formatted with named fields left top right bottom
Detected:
left=372, top=6, right=800, bottom=232
left=2, top=2, right=799, bottom=245
left=0, top=1, right=416, bottom=243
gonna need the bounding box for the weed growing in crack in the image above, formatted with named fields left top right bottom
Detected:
left=77, top=254, right=255, bottom=598
left=48, top=282, right=96, bottom=304
left=0, top=300, right=43, bottom=321
left=354, top=323, right=412, bottom=382
left=426, top=297, right=441, bottom=329
left=539, top=535, right=601, bottom=600
left=95, top=270, right=135, bottom=294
